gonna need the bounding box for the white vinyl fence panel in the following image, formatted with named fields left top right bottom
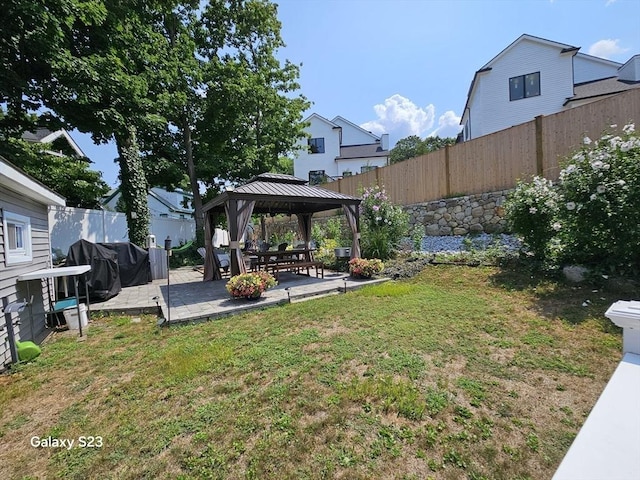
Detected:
left=49, top=206, right=196, bottom=255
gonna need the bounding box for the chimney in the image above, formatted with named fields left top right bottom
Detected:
left=380, top=134, right=389, bottom=151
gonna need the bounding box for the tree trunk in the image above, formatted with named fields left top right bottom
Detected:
left=115, top=125, right=150, bottom=247
left=183, top=115, right=204, bottom=245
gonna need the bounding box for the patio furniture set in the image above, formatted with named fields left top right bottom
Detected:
left=244, top=245, right=324, bottom=280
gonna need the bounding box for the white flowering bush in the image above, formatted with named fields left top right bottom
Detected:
left=504, top=176, right=560, bottom=258
left=360, top=185, right=409, bottom=260
left=505, top=123, right=640, bottom=273
left=555, top=123, right=640, bottom=271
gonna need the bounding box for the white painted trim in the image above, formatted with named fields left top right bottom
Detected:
left=37, top=129, right=86, bottom=157
left=2, top=210, right=33, bottom=265
left=0, top=157, right=66, bottom=206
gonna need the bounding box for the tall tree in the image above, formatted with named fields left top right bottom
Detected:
left=41, top=1, right=181, bottom=246
left=390, top=135, right=456, bottom=164
left=389, top=135, right=425, bottom=164
left=0, top=1, right=110, bottom=208
left=196, top=0, right=310, bottom=184
left=147, top=0, right=309, bottom=242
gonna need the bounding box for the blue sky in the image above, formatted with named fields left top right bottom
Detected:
left=73, top=0, right=640, bottom=186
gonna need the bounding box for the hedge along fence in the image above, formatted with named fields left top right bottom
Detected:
left=320, top=89, right=640, bottom=208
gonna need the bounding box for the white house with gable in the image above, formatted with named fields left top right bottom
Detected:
left=460, top=34, right=640, bottom=141
left=294, top=113, right=390, bottom=184
left=102, top=187, right=194, bottom=219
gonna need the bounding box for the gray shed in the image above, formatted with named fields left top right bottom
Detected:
left=1, top=156, right=66, bottom=368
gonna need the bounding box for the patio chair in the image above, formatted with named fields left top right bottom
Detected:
left=197, top=247, right=230, bottom=276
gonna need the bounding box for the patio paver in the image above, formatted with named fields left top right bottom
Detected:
left=92, top=267, right=388, bottom=324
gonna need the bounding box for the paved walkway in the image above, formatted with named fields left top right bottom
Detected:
left=93, top=267, right=388, bottom=324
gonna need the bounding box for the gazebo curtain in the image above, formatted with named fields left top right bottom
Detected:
left=297, top=213, right=313, bottom=249
left=342, top=204, right=361, bottom=259
left=225, top=199, right=255, bottom=275
left=203, top=213, right=223, bottom=281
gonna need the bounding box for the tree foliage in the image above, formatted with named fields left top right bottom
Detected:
left=1, top=0, right=309, bottom=247
left=505, top=123, right=640, bottom=275
left=0, top=137, right=109, bottom=208
left=0, top=0, right=111, bottom=208
left=390, top=135, right=456, bottom=164
left=196, top=0, right=309, bottom=185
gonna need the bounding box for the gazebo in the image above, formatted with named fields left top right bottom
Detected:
left=201, top=173, right=362, bottom=280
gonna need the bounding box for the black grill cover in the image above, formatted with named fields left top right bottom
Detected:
left=66, top=239, right=121, bottom=301
left=99, top=242, right=151, bottom=287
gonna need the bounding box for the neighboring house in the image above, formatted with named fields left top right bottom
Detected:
left=22, top=128, right=86, bottom=158
left=102, top=187, right=194, bottom=219
left=294, top=113, right=390, bottom=184
left=460, top=34, right=640, bottom=141
left=1, top=156, right=66, bottom=368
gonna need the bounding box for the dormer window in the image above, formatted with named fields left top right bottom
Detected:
left=509, top=72, right=540, bottom=101
left=308, top=137, right=325, bottom=154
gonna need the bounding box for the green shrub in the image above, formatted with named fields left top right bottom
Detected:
left=504, top=177, right=559, bottom=259
left=505, top=122, right=640, bottom=274
left=555, top=124, right=640, bottom=272
left=360, top=185, right=409, bottom=260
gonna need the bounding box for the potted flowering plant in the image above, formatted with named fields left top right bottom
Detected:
left=226, top=271, right=277, bottom=299
left=348, top=257, right=384, bottom=279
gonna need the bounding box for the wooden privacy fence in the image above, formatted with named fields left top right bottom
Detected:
left=321, top=89, right=640, bottom=205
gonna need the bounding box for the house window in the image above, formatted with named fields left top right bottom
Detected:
left=361, top=165, right=377, bottom=173
left=2, top=211, right=33, bottom=265
left=509, top=72, right=540, bottom=101
left=309, top=170, right=326, bottom=185
left=308, top=137, right=325, bottom=154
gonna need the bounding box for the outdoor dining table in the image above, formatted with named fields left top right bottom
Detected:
left=250, top=248, right=316, bottom=272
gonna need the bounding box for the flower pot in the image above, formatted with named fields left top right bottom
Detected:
left=350, top=273, right=372, bottom=280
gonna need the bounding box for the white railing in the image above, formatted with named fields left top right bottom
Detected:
left=553, top=300, right=640, bottom=480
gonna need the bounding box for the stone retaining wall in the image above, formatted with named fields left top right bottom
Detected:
left=405, top=190, right=512, bottom=236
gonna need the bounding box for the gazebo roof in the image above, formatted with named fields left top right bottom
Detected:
left=202, top=173, right=361, bottom=215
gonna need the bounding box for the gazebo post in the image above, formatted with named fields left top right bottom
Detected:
left=227, top=200, right=241, bottom=276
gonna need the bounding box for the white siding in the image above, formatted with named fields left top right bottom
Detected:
left=618, top=56, right=640, bottom=82
left=468, top=38, right=574, bottom=139
left=574, top=54, right=621, bottom=84
left=1, top=188, right=51, bottom=368
left=104, top=189, right=193, bottom=219
left=293, top=116, right=342, bottom=181
left=331, top=117, right=379, bottom=146
left=335, top=157, right=388, bottom=176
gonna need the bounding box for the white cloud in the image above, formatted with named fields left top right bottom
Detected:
left=360, top=94, right=436, bottom=139
left=605, top=0, right=617, bottom=6
left=360, top=94, right=461, bottom=144
left=428, top=111, right=463, bottom=139
left=588, top=39, right=627, bottom=59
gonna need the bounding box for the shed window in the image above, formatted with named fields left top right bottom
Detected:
left=3, top=211, right=33, bottom=265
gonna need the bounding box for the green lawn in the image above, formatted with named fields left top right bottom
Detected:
left=0, top=265, right=625, bottom=479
